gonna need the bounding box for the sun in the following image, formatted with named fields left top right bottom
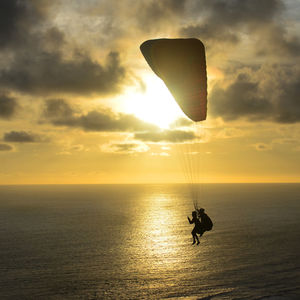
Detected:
left=122, top=74, right=184, bottom=129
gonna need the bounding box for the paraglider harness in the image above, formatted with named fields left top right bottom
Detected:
left=200, top=212, right=213, bottom=231
left=195, top=206, right=213, bottom=232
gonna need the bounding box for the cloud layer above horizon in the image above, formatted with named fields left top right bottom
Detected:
left=0, top=0, right=299, bottom=125
left=0, top=0, right=299, bottom=183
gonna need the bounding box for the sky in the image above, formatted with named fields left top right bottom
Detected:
left=0, top=0, right=300, bottom=184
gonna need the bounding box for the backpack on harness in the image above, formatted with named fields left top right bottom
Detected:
left=202, top=214, right=213, bottom=231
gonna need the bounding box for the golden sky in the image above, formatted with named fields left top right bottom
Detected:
left=0, top=0, right=300, bottom=184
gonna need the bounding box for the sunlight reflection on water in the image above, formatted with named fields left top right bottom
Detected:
left=0, top=184, right=299, bottom=299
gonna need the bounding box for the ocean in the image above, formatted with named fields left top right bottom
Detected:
left=0, top=184, right=299, bottom=299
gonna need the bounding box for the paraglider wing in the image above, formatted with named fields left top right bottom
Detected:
left=140, top=38, right=207, bottom=122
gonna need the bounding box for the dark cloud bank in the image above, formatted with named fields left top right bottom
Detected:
left=186, top=0, right=300, bottom=124
left=0, top=94, right=18, bottom=119
left=3, top=131, right=42, bottom=143
left=43, top=99, right=195, bottom=142
left=180, top=1, right=300, bottom=126
left=43, top=99, right=157, bottom=132
left=0, top=50, right=126, bottom=96
left=210, top=65, right=300, bottom=123
left=1, top=0, right=299, bottom=127
left=0, top=0, right=129, bottom=96
left=180, top=0, right=300, bottom=56
left=3, top=131, right=40, bottom=143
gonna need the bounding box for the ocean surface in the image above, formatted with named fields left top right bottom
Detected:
left=0, top=184, right=299, bottom=299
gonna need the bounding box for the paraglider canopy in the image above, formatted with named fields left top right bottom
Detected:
left=140, top=38, right=207, bottom=122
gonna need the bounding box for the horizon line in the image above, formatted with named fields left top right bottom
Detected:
left=1, top=182, right=300, bottom=186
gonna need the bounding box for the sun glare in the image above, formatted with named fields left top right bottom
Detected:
left=122, top=74, right=184, bottom=129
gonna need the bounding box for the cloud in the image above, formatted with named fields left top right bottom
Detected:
left=253, top=143, right=272, bottom=151
left=210, top=73, right=272, bottom=121
left=0, top=143, right=13, bottom=151
left=3, top=131, right=40, bottom=143
left=102, top=142, right=149, bottom=154
left=43, top=98, right=75, bottom=120
left=216, top=127, right=244, bottom=139
left=43, top=99, right=158, bottom=132
left=0, top=1, right=130, bottom=97
left=180, top=24, right=239, bottom=45
left=255, top=25, right=300, bottom=57
left=44, top=100, right=196, bottom=142
left=77, top=111, right=157, bottom=132
left=68, top=144, right=86, bottom=152
left=0, top=0, right=24, bottom=48
left=0, top=93, right=18, bottom=119
left=56, top=144, right=88, bottom=156
left=181, top=0, right=282, bottom=38
left=0, top=50, right=127, bottom=96
left=275, top=74, right=300, bottom=123
left=169, top=117, right=193, bottom=129
left=134, top=129, right=196, bottom=143
left=86, top=0, right=186, bottom=38
left=0, top=0, right=49, bottom=48
left=193, top=0, right=282, bottom=25
left=135, top=0, right=186, bottom=32
left=180, top=0, right=300, bottom=57
left=209, top=64, right=300, bottom=123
